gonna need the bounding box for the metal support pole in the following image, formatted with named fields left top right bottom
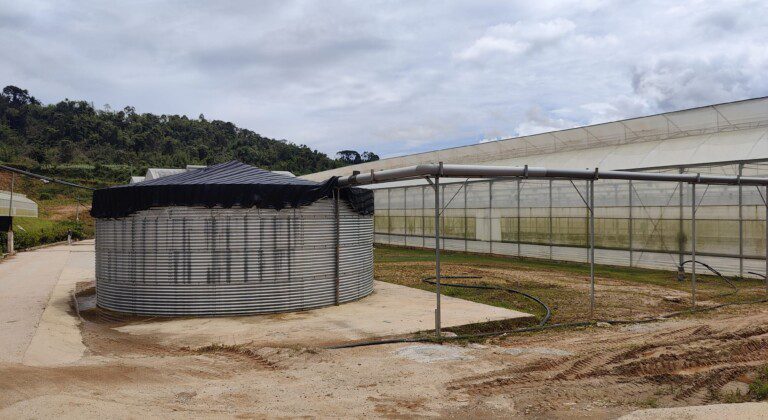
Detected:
left=434, top=175, right=442, bottom=337
left=738, top=163, right=744, bottom=277
left=387, top=188, right=391, bottom=238
left=488, top=180, right=493, bottom=254
left=516, top=179, right=521, bottom=257
left=333, top=188, right=340, bottom=305
left=422, top=186, right=426, bottom=248
left=589, top=180, right=596, bottom=318
left=8, top=173, right=14, bottom=217
left=464, top=181, right=468, bottom=252
left=441, top=184, right=445, bottom=253
left=691, top=183, right=697, bottom=308
left=679, top=168, right=684, bottom=267
left=404, top=186, right=408, bottom=240
left=628, top=180, right=633, bottom=266
left=764, top=185, right=768, bottom=295
left=7, top=173, right=14, bottom=255
left=549, top=179, right=553, bottom=260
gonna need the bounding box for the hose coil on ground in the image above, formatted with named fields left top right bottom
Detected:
left=420, top=275, right=551, bottom=327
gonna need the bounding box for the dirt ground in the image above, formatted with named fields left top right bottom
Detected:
left=1, top=301, right=767, bottom=418
left=1, top=248, right=767, bottom=418
left=46, top=203, right=90, bottom=221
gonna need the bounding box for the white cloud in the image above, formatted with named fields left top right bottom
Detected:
left=514, top=106, right=580, bottom=137
left=455, top=18, right=576, bottom=60
left=0, top=1, right=766, bottom=158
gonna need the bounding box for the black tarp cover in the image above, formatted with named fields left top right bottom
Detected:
left=90, top=161, right=373, bottom=218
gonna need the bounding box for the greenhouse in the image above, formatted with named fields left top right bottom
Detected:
left=305, top=97, right=768, bottom=278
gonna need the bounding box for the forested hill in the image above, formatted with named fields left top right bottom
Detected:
left=0, top=85, right=348, bottom=176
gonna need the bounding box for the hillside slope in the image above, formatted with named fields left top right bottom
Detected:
left=0, top=85, right=343, bottom=176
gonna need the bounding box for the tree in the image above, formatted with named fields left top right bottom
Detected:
left=1, top=85, right=39, bottom=106
left=336, top=150, right=379, bottom=164
left=59, top=140, right=75, bottom=163
left=1, top=85, right=39, bottom=132
left=336, top=150, right=362, bottom=164
left=0, top=85, right=358, bottom=175
left=361, top=151, right=379, bottom=162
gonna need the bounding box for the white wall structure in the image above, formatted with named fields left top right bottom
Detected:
left=302, top=97, right=768, bottom=277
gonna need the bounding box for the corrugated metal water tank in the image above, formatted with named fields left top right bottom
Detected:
left=95, top=199, right=373, bottom=315
left=91, top=161, right=375, bottom=316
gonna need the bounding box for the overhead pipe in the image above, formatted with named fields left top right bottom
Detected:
left=337, top=164, right=768, bottom=187
left=0, top=164, right=95, bottom=190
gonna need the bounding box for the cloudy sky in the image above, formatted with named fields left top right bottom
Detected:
left=2, top=1, right=767, bottom=158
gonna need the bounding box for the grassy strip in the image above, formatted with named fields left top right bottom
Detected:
left=1, top=217, right=90, bottom=253
left=374, top=244, right=766, bottom=323
left=375, top=244, right=764, bottom=292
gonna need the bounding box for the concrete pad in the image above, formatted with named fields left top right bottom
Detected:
left=116, top=281, right=534, bottom=348
left=22, top=242, right=92, bottom=366
left=0, top=241, right=89, bottom=363
left=619, top=402, right=768, bottom=420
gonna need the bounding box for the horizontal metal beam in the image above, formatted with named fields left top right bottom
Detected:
left=337, top=164, right=768, bottom=187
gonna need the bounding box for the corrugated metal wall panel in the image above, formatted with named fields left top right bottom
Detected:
left=95, top=199, right=373, bottom=316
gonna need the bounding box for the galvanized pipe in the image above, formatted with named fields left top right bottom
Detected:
left=0, top=164, right=94, bottom=190
left=7, top=173, right=14, bottom=255
left=679, top=168, right=684, bottom=268
left=738, top=163, right=744, bottom=277
left=337, top=164, right=768, bottom=187
left=548, top=179, right=553, bottom=260
left=691, top=183, right=697, bottom=308
left=434, top=175, right=441, bottom=337
left=628, top=179, right=633, bottom=266
left=517, top=179, right=521, bottom=257
left=589, top=179, right=595, bottom=318
left=8, top=173, right=13, bottom=217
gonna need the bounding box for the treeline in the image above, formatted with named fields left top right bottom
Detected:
left=0, top=85, right=368, bottom=176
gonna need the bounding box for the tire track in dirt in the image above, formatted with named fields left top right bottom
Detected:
left=448, top=318, right=768, bottom=410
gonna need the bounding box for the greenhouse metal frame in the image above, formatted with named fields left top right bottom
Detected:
left=338, top=162, right=768, bottom=336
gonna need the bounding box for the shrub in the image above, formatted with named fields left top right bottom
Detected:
left=749, top=365, right=768, bottom=401
left=1, top=218, right=89, bottom=253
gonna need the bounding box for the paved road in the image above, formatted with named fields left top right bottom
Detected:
left=0, top=240, right=94, bottom=363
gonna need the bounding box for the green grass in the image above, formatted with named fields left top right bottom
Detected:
left=749, top=365, right=768, bottom=400
left=717, top=364, right=768, bottom=403
left=374, top=245, right=766, bottom=324
left=637, top=397, right=660, bottom=408
left=1, top=217, right=89, bottom=253
left=375, top=244, right=764, bottom=294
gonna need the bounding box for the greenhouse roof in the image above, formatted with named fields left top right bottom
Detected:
left=0, top=191, right=38, bottom=218
left=302, top=96, right=768, bottom=182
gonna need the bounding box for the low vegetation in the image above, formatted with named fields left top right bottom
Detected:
left=749, top=365, right=768, bottom=401
left=374, top=245, right=766, bottom=324
left=0, top=217, right=88, bottom=253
